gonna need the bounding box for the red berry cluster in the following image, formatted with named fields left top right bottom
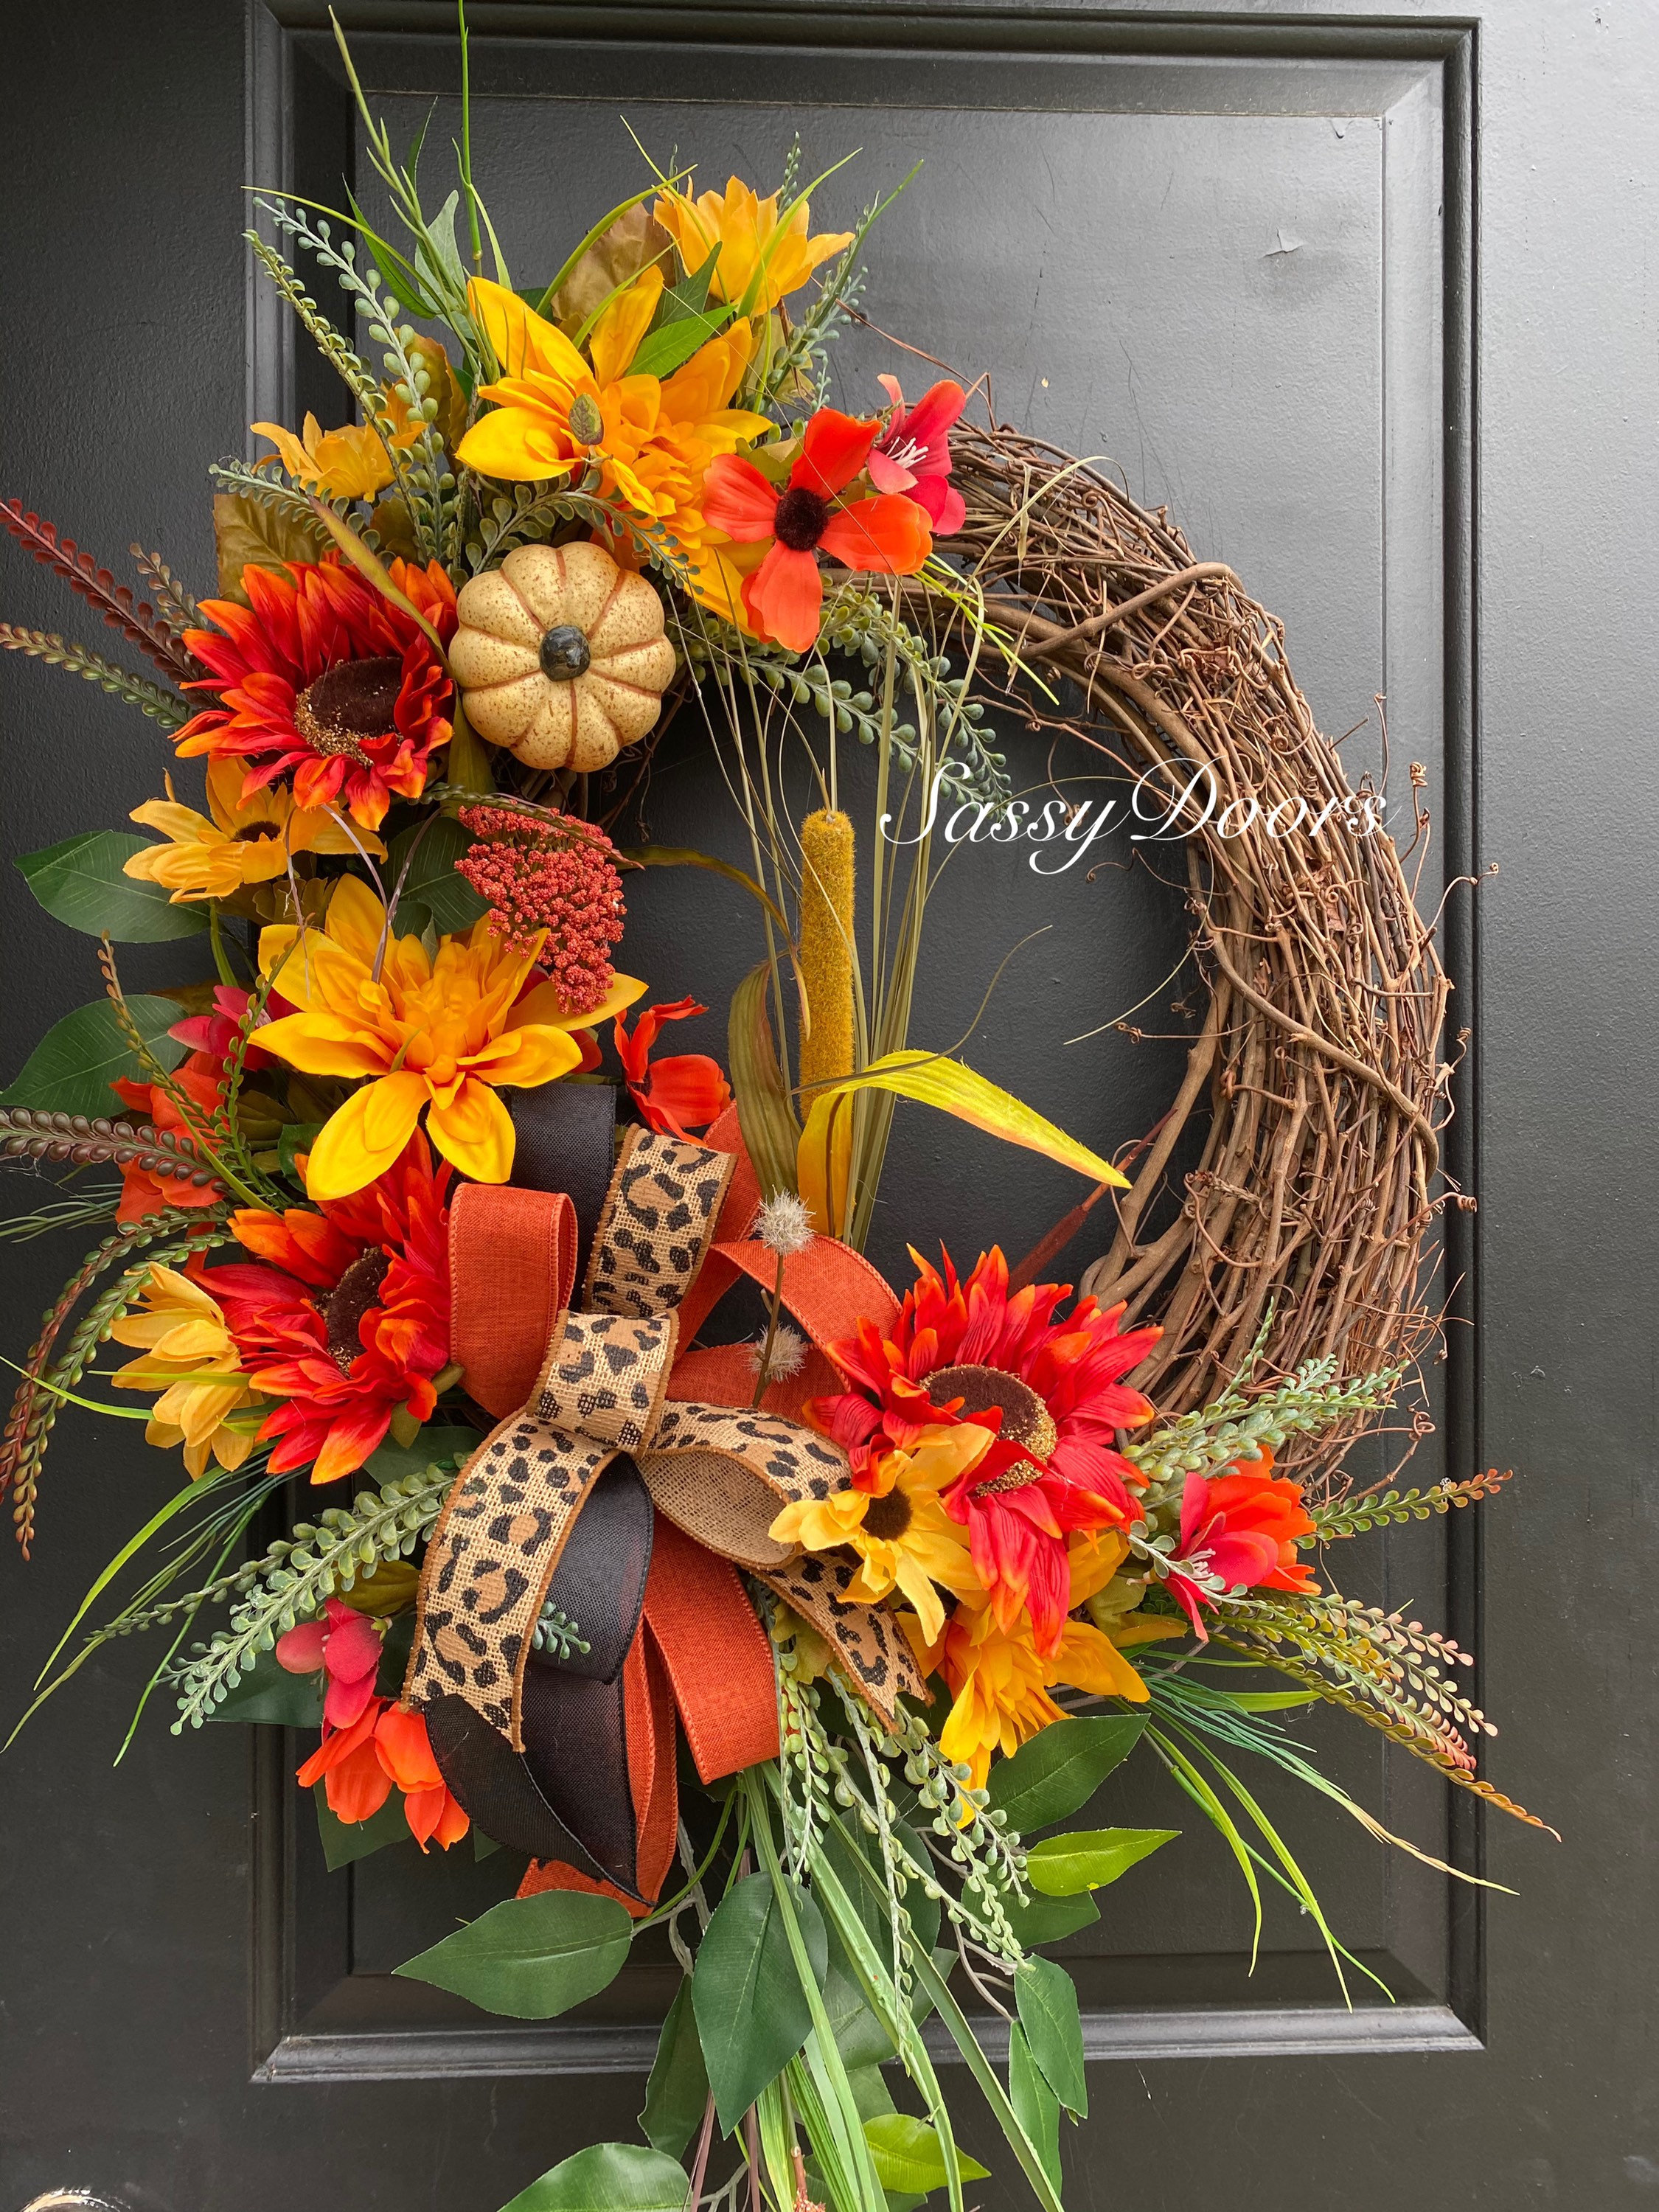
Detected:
left=456, top=804, right=625, bottom=1015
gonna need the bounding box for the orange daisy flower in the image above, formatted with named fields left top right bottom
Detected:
left=1164, top=1449, right=1318, bottom=1637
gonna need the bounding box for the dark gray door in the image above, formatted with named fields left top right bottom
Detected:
left=1, top=2, right=1650, bottom=2205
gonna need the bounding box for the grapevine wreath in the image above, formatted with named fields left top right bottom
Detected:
left=0, top=26, right=1543, bottom=2212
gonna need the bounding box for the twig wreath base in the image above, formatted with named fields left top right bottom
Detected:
left=940, top=423, right=1453, bottom=1487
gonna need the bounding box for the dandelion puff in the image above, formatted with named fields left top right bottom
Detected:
left=750, top=1324, right=807, bottom=1380
left=757, top=1192, right=815, bottom=1256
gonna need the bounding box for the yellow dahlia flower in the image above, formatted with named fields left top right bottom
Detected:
left=110, top=1265, right=263, bottom=1478
left=457, top=274, right=770, bottom=556
left=124, top=761, right=376, bottom=903
left=653, top=177, right=853, bottom=313
left=255, top=875, right=644, bottom=1200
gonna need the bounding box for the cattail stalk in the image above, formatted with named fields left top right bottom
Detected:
left=797, top=809, right=857, bottom=1096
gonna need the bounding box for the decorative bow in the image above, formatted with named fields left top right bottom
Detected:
left=403, top=1091, right=922, bottom=1906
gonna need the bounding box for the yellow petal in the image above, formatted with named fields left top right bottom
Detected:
left=423, top=1074, right=517, bottom=1183
left=468, top=276, right=590, bottom=383
left=889, top=1554, right=947, bottom=1646
left=464, top=1026, right=584, bottom=1091
left=1047, top=1621, right=1149, bottom=1703
left=293, top=806, right=381, bottom=858
left=254, top=1012, right=392, bottom=1081
left=506, top=971, right=647, bottom=1034
left=455, top=406, right=584, bottom=484
left=303, top=1071, right=430, bottom=1201
left=589, top=266, right=665, bottom=387
left=128, top=798, right=215, bottom=845
left=322, top=874, right=391, bottom=967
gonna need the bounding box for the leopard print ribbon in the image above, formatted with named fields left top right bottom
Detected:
left=405, top=1128, right=922, bottom=1749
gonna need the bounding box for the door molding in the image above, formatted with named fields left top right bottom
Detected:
left=244, top=0, right=1481, bottom=2082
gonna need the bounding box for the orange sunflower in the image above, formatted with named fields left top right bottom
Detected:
left=810, top=1246, right=1162, bottom=1655
left=175, top=555, right=458, bottom=831
left=206, top=1134, right=451, bottom=1483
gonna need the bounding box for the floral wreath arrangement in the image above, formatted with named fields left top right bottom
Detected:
left=0, top=25, right=1547, bottom=2212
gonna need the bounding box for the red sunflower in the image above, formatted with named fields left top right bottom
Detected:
left=811, top=1246, right=1162, bottom=1655
left=175, top=555, right=459, bottom=831
left=207, top=1134, right=451, bottom=1483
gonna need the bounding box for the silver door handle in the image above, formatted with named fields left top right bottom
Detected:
left=20, top=2194, right=135, bottom=2212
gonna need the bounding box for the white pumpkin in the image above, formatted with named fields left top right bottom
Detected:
left=448, top=541, right=678, bottom=771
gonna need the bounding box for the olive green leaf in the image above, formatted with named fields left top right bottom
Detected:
left=984, top=1714, right=1147, bottom=1834
left=639, top=1979, right=709, bottom=2159
left=692, top=1869, right=828, bottom=2132
left=863, top=2114, right=991, bottom=2194
left=1023, top=1826, right=1179, bottom=1897
left=18, top=832, right=209, bottom=943
left=498, top=2143, right=695, bottom=2212
left=0, top=994, right=187, bottom=1116
left=1015, top=1955, right=1087, bottom=2116
left=394, top=1889, right=633, bottom=2018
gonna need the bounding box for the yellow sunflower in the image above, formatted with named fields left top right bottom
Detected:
left=110, top=1265, right=264, bottom=1478
left=769, top=1423, right=984, bottom=1644
left=124, top=760, right=377, bottom=903
left=456, top=274, right=770, bottom=559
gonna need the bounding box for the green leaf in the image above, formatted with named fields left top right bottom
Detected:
left=394, top=1889, right=633, bottom=2019
left=1023, top=1826, right=1179, bottom=1896
left=1001, top=1888, right=1101, bottom=1950
left=498, top=2143, right=695, bottom=2212
left=863, top=2115, right=990, bottom=2194
left=1007, top=2024, right=1062, bottom=2195
left=212, top=489, right=330, bottom=606
left=639, top=1979, right=708, bottom=2158
left=361, top=1425, right=479, bottom=1485
left=1228, top=1688, right=1323, bottom=1711
left=17, top=832, right=209, bottom=943
left=1015, top=1956, right=1087, bottom=2117
left=277, top=1120, right=324, bottom=1189
left=823, top=1958, right=897, bottom=2070
left=627, top=258, right=737, bottom=380
left=986, top=1714, right=1147, bottom=1834
left=692, top=1868, right=827, bottom=2132
left=314, top=1783, right=410, bottom=1870
left=0, top=994, right=187, bottom=1116
left=390, top=813, right=490, bottom=937
left=206, top=1643, right=323, bottom=1728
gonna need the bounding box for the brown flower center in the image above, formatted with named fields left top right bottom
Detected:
left=773, top=484, right=831, bottom=552
left=293, top=655, right=405, bottom=766
left=860, top=1487, right=914, bottom=1543
left=324, top=1248, right=391, bottom=1371
left=926, top=1362, right=1058, bottom=1470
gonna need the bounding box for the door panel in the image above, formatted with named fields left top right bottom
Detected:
left=262, top=15, right=1464, bottom=2081
left=1, top=3, right=1649, bottom=2208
